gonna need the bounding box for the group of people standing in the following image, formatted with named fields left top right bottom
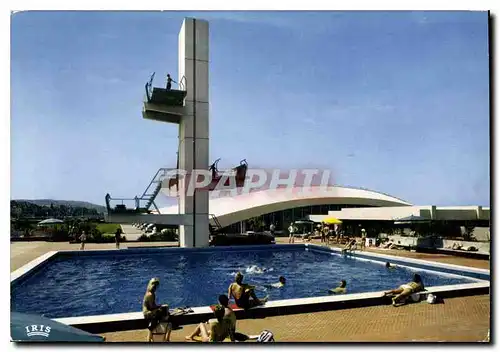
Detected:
left=287, top=222, right=340, bottom=244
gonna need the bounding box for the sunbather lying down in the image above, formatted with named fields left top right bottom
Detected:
left=383, top=274, right=424, bottom=306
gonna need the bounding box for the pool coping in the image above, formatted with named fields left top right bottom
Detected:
left=52, top=281, right=489, bottom=334
left=11, top=244, right=490, bottom=334
left=320, top=245, right=490, bottom=275
left=10, top=250, right=59, bottom=284
left=306, top=244, right=490, bottom=280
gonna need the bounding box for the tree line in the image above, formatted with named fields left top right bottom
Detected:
left=11, top=200, right=102, bottom=219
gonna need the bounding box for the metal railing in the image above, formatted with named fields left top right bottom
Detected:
left=179, top=75, right=187, bottom=91
left=106, top=167, right=170, bottom=214
left=145, top=73, right=187, bottom=102
left=209, top=213, right=224, bottom=235
left=145, top=72, right=155, bottom=102
left=140, top=168, right=168, bottom=199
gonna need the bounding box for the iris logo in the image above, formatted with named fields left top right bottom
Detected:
left=25, top=325, right=51, bottom=338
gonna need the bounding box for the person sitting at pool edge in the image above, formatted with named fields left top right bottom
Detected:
left=228, top=272, right=268, bottom=310
left=265, top=276, right=286, bottom=289
left=383, top=274, right=424, bottom=306
left=143, top=278, right=170, bottom=335
left=218, top=294, right=237, bottom=342
left=185, top=304, right=230, bottom=342
left=329, top=280, right=347, bottom=294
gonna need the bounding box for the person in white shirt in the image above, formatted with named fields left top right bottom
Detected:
left=288, top=223, right=296, bottom=244
left=360, top=229, right=367, bottom=250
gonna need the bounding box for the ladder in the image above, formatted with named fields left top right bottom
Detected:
left=209, top=214, right=224, bottom=235
left=139, top=168, right=169, bottom=213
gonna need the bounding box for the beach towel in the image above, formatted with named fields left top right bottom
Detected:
left=210, top=304, right=243, bottom=312
left=170, top=306, right=194, bottom=316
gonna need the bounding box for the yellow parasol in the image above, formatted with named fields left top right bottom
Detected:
left=322, top=217, right=342, bottom=225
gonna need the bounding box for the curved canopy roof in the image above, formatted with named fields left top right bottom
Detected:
left=159, top=186, right=411, bottom=227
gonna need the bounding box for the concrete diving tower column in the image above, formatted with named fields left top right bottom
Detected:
left=142, top=18, right=210, bottom=248
left=177, top=18, right=210, bottom=248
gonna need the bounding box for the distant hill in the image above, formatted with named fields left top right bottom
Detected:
left=13, top=199, right=106, bottom=213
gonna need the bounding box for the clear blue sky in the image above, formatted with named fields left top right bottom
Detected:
left=11, top=11, right=490, bottom=207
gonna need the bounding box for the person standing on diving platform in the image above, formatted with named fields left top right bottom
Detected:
left=166, top=74, right=176, bottom=90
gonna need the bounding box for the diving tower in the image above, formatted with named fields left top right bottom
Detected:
left=105, top=18, right=249, bottom=248
left=106, top=18, right=209, bottom=248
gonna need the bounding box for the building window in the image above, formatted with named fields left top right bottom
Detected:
left=302, top=206, right=312, bottom=219
left=283, top=209, right=293, bottom=226
left=311, top=205, right=319, bottom=214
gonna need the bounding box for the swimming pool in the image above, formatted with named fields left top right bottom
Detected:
left=10, top=245, right=487, bottom=319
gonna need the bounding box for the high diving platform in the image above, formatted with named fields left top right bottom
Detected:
left=142, top=72, right=187, bottom=124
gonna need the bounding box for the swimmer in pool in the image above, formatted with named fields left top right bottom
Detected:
left=228, top=272, right=268, bottom=310
left=265, top=276, right=286, bottom=289
left=329, top=280, right=347, bottom=294
left=385, top=262, right=396, bottom=269
left=246, top=265, right=267, bottom=274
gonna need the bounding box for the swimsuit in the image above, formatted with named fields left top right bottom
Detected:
left=235, top=291, right=251, bottom=309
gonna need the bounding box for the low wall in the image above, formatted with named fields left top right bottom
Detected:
left=441, top=239, right=490, bottom=253
left=387, top=236, right=490, bottom=253
left=388, top=235, right=421, bottom=248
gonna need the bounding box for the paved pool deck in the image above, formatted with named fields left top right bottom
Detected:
left=10, top=239, right=491, bottom=342
left=100, top=294, right=490, bottom=342
left=10, top=240, right=179, bottom=271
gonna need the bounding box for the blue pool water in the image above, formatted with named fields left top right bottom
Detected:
left=11, top=247, right=478, bottom=318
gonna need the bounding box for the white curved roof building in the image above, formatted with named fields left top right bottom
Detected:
left=159, top=186, right=411, bottom=228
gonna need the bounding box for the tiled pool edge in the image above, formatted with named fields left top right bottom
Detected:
left=10, top=251, right=59, bottom=285
left=54, top=282, right=489, bottom=334
left=305, top=244, right=490, bottom=281
left=11, top=244, right=490, bottom=334
left=305, top=244, right=491, bottom=273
